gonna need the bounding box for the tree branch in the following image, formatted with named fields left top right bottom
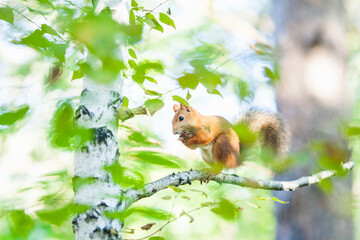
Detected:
left=123, top=161, right=355, bottom=207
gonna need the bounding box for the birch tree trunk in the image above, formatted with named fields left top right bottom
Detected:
left=273, top=0, right=353, bottom=239
left=72, top=81, right=123, bottom=240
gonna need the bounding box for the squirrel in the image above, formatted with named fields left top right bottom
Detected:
left=172, top=103, right=290, bottom=182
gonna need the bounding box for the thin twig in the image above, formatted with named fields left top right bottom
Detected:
left=215, top=52, right=244, bottom=70
left=124, top=203, right=211, bottom=240
left=0, top=3, right=41, bottom=28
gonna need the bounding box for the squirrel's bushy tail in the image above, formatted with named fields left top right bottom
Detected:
left=236, top=108, right=290, bottom=157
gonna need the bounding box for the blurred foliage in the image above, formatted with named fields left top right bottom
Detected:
left=0, top=104, right=30, bottom=135
left=2, top=0, right=359, bottom=239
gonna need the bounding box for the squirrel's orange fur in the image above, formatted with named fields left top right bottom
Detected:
left=172, top=104, right=289, bottom=180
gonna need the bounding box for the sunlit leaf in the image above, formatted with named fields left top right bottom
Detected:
left=177, top=73, right=199, bottom=90
left=145, top=13, right=163, bottom=32
left=159, top=12, right=175, bottom=29
left=107, top=207, right=171, bottom=221
left=41, top=24, right=59, bottom=36
left=200, top=202, right=215, bottom=207
left=128, top=151, right=180, bottom=168
left=0, top=104, right=30, bottom=126
left=0, top=7, right=14, bottom=24
left=172, top=95, right=189, bottom=106
left=149, top=237, right=165, bottom=240
left=129, top=59, right=138, bottom=69
left=168, top=186, right=185, bottom=192
left=211, top=198, right=239, bottom=221
left=145, top=90, right=162, bottom=97
left=128, top=48, right=137, bottom=59
left=145, top=98, right=164, bottom=116
left=207, top=89, right=222, bottom=97
left=36, top=203, right=74, bottom=225
left=233, top=122, right=257, bottom=146
left=131, top=0, right=138, bottom=7
left=35, top=0, right=54, bottom=8
left=347, top=126, right=360, bottom=136
left=129, top=9, right=135, bottom=23
left=72, top=177, right=97, bottom=192
left=186, top=90, right=192, bottom=100
left=145, top=76, right=157, bottom=84
left=9, top=210, right=34, bottom=238
left=104, top=163, right=144, bottom=188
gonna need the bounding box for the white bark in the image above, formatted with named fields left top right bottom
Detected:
left=73, top=81, right=124, bottom=240
left=123, top=161, right=355, bottom=207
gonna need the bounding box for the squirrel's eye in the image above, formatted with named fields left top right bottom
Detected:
left=179, top=116, right=184, bottom=121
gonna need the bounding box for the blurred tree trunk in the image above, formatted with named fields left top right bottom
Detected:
left=72, top=81, right=124, bottom=240
left=273, top=0, right=353, bottom=240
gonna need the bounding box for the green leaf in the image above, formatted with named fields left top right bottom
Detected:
left=145, top=90, right=162, bottom=97
left=264, top=67, right=276, bottom=81
left=128, top=48, right=137, bottom=59
left=198, top=69, right=222, bottom=91
left=158, top=12, right=175, bottom=29
left=92, top=0, right=99, bottom=8
left=107, top=207, right=171, bottom=221
left=186, top=90, right=191, bottom=100
left=177, top=73, right=199, bottom=90
left=201, top=202, right=215, bottom=207
left=145, top=99, right=164, bottom=116
left=0, top=104, right=30, bottom=126
left=129, top=9, right=135, bottom=23
left=253, top=196, right=289, bottom=204
left=131, top=0, right=138, bottom=7
left=172, top=95, right=189, bottom=106
left=72, top=177, right=97, bottom=192
left=207, top=89, right=222, bottom=97
left=149, top=237, right=166, bottom=240
left=168, top=186, right=185, bottom=192
left=270, top=197, right=289, bottom=204
left=233, top=122, right=257, bottom=145
left=145, top=76, right=157, bottom=84
left=127, top=131, right=160, bottom=147
left=145, top=13, right=163, bottom=32
left=128, top=151, right=180, bottom=168
left=167, top=7, right=171, bottom=15
left=211, top=198, right=239, bottom=221
left=104, top=163, right=144, bottom=188
left=36, top=204, right=74, bottom=225
left=9, top=210, right=34, bottom=238
left=0, top=7, right=14, bottom=24
left=35, top=0, right=54, bottom=8
left=41, top=24, right=59, bottom=36
left=347, top=126, right=360, bottom=137
left=122, top=96, right=129, bottom=108
left=128, top=59, right=138, bottom=69
left=72, top=60, right=86, bottom=80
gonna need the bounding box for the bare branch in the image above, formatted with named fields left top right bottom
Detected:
left=123, top=161, right=355, bottom=207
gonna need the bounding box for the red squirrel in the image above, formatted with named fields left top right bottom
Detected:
left=172, top=104, right=290, bottom=182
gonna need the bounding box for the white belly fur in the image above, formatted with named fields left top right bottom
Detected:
left=199, top=142, right=215, bottom=165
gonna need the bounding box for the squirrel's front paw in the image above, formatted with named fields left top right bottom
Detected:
left=179, top=131, right=193, bottom=143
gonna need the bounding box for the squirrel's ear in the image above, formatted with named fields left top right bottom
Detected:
left=173, top=104, right=180, bottom=112
left=180, top=104, right=191, bottom=112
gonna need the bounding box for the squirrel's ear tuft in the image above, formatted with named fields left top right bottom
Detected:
left=173, top=104, right=180, bottom=112
left=180, top=103, right=191, bottom=112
